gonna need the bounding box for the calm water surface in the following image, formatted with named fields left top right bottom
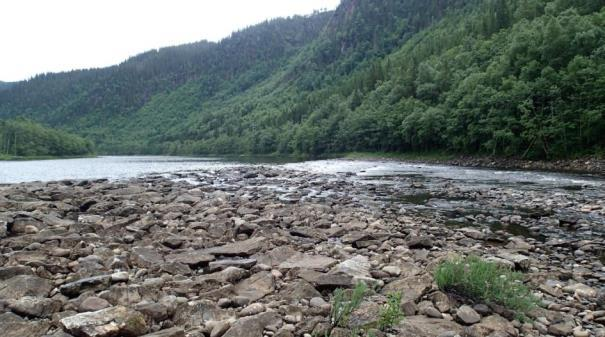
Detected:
left=0, top=156, right=239, bottom=183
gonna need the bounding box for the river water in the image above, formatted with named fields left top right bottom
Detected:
left=1, top=156, right=603, bottom=188
left=1, top=156, right=604, bottom=242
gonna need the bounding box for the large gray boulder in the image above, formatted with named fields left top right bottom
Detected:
left=59, top=306, right=147, bottom=337
left=0, top=275, right=54, bottom=300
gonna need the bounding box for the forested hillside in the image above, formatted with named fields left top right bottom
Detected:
left=0, top=118, right=93, bottom=158
left=0, top=0, right=603, bottom=159
left=0, top=81, right=12, bottom=90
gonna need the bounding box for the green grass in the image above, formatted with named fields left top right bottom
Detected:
left=327, top=283, right=404, bottom=336
left=330, top=282, right=368, bottom=328
left=434, top=255, right=537, bottom=317
left=378, top=292, right=404, bottom=331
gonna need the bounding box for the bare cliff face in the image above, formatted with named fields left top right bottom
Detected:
left=0, top=165, right=604, bottom=337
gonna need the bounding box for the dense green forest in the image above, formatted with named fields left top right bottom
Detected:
left=0, top=0, right=603, bottom=159
left=0, top=118, right=93, bottom=158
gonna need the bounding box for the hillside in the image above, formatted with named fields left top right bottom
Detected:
left=0, top=118, right=94, bottom=158
left=0, top=81, right=13, bottom=90
left=0, top=0, right=603, bottom=159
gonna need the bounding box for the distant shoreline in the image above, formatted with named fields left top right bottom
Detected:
left=340, top=152, right=605, bottom=176
left=0, top=154, right=97, bottom=161
left=2, top=152, right=603, bottom=176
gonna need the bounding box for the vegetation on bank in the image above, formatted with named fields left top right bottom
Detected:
left=435, top=255, right=537, bottom=318
left=329, top=282, right=403, bottom=336
left=0, top=118, right=94, bottom=158
left=0, top=0, right=604, bottom=159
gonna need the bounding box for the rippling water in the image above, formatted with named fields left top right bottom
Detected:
left=1, top=156, right=603, bottom=189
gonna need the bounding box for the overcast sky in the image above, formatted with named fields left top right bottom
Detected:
left=0, top=0, right=340, bottom=82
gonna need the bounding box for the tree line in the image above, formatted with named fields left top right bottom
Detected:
left=0, top=118, right=93, bottom=158
left=0, top=0, right=603, bottom=159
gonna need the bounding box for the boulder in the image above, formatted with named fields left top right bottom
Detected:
left=0, top=275, right=54, bottom=300
left=456, top=305, right=481, bottom=325
left=223, top=311, right=281, bottom=337
left=406, top=236, right=434, bottom=249
left=59, top=306, right=147, bottom=337
left=563, top=283, right=598, bottom=299
left=381, top=274, right=432, bottom=303
left=0, top=312, right=51, bottom=337
left=466, top=314, right=518, bottom=337
left=8, top=296, right=62, bottom=318
left=233, top=272, right=274, bottom=302
left=60, top=275, right=113, bottom=297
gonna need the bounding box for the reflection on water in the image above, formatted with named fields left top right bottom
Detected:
left=0, top=156, right=234, bottom=183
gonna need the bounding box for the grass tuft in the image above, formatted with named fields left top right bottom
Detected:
left=378, top=292, right=404, bottom=331
left=330, top=282, right=368, bottom=328
left=434, top=255, right=537, bottom=316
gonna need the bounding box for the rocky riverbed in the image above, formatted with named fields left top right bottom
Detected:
left=0, top=162, right=604, bottom=337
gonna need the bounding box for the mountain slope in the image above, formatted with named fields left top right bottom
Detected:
left=1, top=0, right=603, bottom=159
left=0, top=13, right=331, bottom=136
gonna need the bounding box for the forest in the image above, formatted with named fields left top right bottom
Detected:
left=0, top=118, right=93, bottom=159
left=0, top=0, right=603, bottom=159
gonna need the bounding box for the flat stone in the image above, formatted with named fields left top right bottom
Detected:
left=456, top=305, right=481, bottom=325
left=0, top=275, right=54, bottom=300
left=0, top=312, right=51, bottom=337
left=60, top=275, right=112, bottom=297
left=79, top=297, right=111, bottom=312
left=165, top=250, right=215, bottom=267
left=233, top=271, right=274, bottom=302
left=8, top=296, right=62, bottom=318
left=0, top=265, right=34, bottom=280
left=279, top=279, right=321, bottom=300
left=298, top=270, right=353, bottom=290
left=333, top=255, right=371, bottom=279
left=60, top=305, right=147, bottom=337
left=140, top=327, right=185, bottom=337
left=131, top=247, right=164, bottom=268
left=278, top=253, right=336, bottom=270
left=208, top=258, right=257, bottom=271
left=204, top=237, right=266, bottom=256
left=396, top=316, right=464, bottom=337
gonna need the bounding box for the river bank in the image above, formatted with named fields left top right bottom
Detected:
left=342, top=152, right=605, bottom=176
left=0, top=165, right=604, bottom=337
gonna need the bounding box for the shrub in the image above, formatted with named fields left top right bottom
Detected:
left=434, top=255, right=537, bottom=315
